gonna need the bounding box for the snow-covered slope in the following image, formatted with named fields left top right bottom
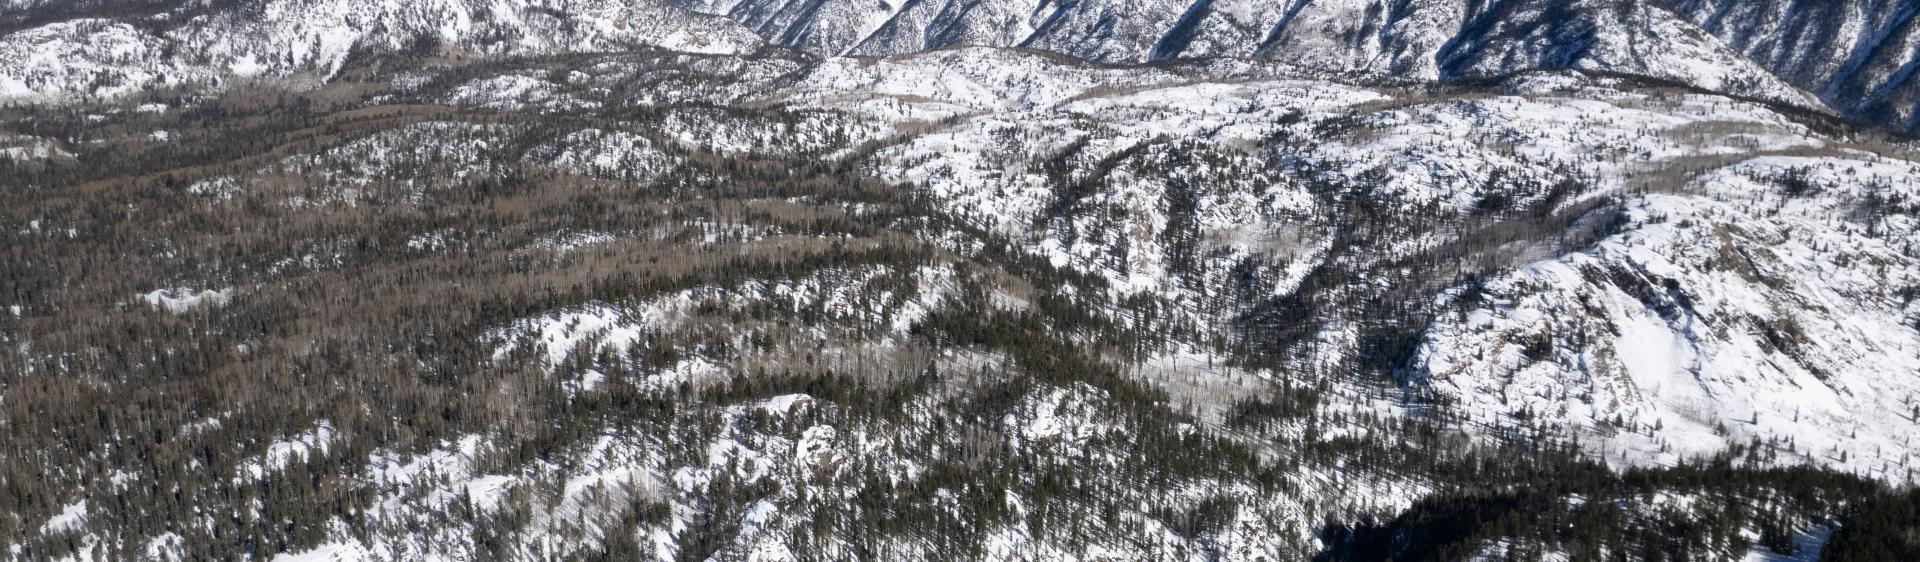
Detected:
left=0, top=0, right=763, bottom=100
left=6, top=3, right=1920, bottom=559
left=763, top=50, right=1920, bottom=482
left=1417, top=154, right=1920, bottom=478
left=679, top=0, right=1820, bottom=108
left=1664, top=0, right=1920, bottom=130
left=5, top=0, right=1908, bottom=128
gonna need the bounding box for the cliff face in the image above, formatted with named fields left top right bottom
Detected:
left=1663, top=0, right=1920, bottom=128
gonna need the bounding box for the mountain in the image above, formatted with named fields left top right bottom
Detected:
left=1663, top=0, right=1920, bottom=130
left=676, top=0, right=1920, bottom=132
left=675, top=1, right=1811, bottom=102
left=805, top=49, right=1920, bottom=478
left=2, top=1, right=1920, bottom=561
left=0, top=0, right=763, bottom=100
left=8, top=0, right=1919, bottom=127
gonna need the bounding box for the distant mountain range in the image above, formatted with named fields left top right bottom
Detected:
left=679, top=0, right=1920, bottom=129
left=4, top=1, right=1920, bottom=130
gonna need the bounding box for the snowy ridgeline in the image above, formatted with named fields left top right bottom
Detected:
left=0, top=0, right=762, bottom=101
left=13, top=0, right=1920, bottom=130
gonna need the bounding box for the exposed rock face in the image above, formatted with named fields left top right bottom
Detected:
left=1663, top=0, right=1920, bottom=128
left=678, top=0, right=1815, bottom=104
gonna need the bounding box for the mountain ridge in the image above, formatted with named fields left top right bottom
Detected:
left=3, top=1, right=1920, bottom=560
left=12, top=0, right=1920, bottom=132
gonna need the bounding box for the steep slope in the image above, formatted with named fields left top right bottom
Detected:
left=1416, top=144, right=1920, bottom=479
left=768, top=49, right=1920, bottom=482
left=0, top=0, right=1844, bottom=121
left=679, top=0, right=1819, bottom=108
left=0, top=0, right=763, bottom=100
left=1664, top=0, right=1920, bottom=130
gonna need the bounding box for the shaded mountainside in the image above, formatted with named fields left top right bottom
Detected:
left=1663, top=0, right=1920, bottom=130
left=674, top=0, right=1813, bottom=104
left=10, top=0, right=1920, bottom=129
left=678, top=0, right=1920, bottom=132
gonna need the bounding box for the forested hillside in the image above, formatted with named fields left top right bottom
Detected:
left=1, top=1, right=1918, bottom=561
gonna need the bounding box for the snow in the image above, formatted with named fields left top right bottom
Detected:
left=5, top=17, right=1919, bottom=558
left=827, top=64, right=1341, bottom=298
left=39, top=501, right=85, bottom=535
left=797, top=51, right=1920, bottom=482
left=142, top=533, right=184, bottom=561
left=791, top=425, right=839, bottom=471
left=1743, top=523, right=1835, bottom=562
left=761, top=393, right=813, bottom=414
left=493, top=303, right=649, bottom=367
left=446, top=74, right=595, bottom=110
left=0, top=137, right=70, bottom=160
left=529, top=128, right=678, bottom=180
left=270, top=541, right=374, bottom=562
left=789, top=48, right=1177, bottom=113
left=237, top=421, right=337, bottom=482
left=0, top=0, right=765, bottom=103
left=0, top=74, right=29, bottom=97
left=140, top=287, right=231, bottom=313
left=530, top=230, right=616, bottom=253
left=1417, top=151, right=1920, bottom=478
left=1613, top=303, right=1696, bottom=400
left=227, top=54, right=266, bottom=77
left=463, top=474, right=517, bottom=512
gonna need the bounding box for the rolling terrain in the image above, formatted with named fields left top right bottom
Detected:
left=0, top=1, right=1918, bottom=560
